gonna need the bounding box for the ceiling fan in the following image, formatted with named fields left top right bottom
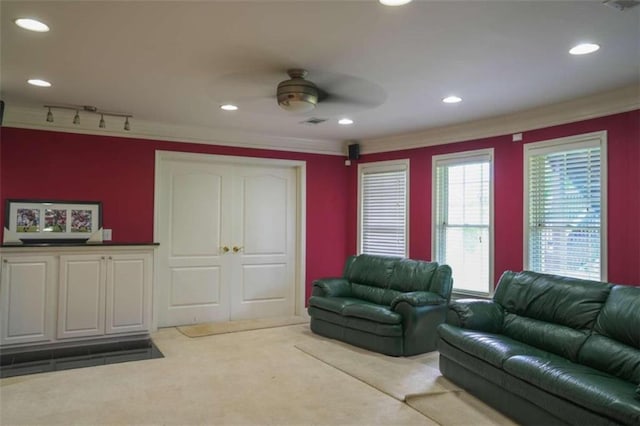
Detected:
left=215, top=68, right=387, bottom=117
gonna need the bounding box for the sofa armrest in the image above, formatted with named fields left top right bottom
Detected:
left=636, top=384, right=640, bottom=401
left=446, top=299, right=504, bottom=333
left=390, top=291, right=445, bottom=310
left=312, top=278, right=352, bottom=297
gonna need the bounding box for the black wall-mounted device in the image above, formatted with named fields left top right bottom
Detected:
left=348, top=143, right=360, bottom=160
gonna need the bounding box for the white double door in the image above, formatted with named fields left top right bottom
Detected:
left=156, top=155, right=297, bottom=327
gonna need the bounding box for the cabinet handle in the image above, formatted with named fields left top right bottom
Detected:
left=101, top=256, right=105, bottom=260
left=108, top=256, right=112, bottom=260
left=233, top=246, right=243, bottom=253
left=221, top=246, right=230, bottom=254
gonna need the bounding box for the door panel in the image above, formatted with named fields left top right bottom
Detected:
left=241, top=264, right=288, bottom=301
left=0, top=256, right=55, bottom=345
left=58, top=255, right=105, bottom=339
left=171, top=173, right=222, bottom=257
left=105, top=254, right=151, bottom=334
left=242, top=174, right=288, bottom=254
left=170, top=267, right=221, bottom=306
left=231, top=166, right=296, bottom=320
left=157, top=160, right=233, bottom=326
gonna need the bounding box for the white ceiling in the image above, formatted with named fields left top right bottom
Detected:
left=1, top=0, right=639, bottom=146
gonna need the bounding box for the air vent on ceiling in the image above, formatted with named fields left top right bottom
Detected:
left=603, top=0, right=639, bottom=11
left=300, top=117, right=328, bottom=125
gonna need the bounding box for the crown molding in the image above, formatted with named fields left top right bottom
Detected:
left=2, top=105, right=345, bottom=156
left=360, top=84, right=640, bottom=155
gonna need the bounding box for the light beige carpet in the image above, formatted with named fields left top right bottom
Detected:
left=295, top=337, right=516, bottom=425
left=294, top=339, right=460, bottom=401
left=177, top=316, right=309, bottom=337
left=406, top=391, right=518, bottom=426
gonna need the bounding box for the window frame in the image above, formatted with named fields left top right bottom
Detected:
left=357, top=159, right=410, bottom=257
left=523, top=130, right=608, bottom=281
left=432, top=148, right=495, bottom=296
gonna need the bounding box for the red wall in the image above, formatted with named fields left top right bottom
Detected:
left=0, top=128, right=352, bottom=298
left=347, top=110, right=640, bottom=286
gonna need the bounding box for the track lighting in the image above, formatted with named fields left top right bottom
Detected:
left=44, top=104, right=132, bottom=131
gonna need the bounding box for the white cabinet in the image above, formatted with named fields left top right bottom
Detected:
left=58, top=252, right=152, bottom=339
left=0, top=255, right=56, bottom=345
left=58, top=254, right=106, bottom=339
left=0, top=245, right=155, bottom=348
left=105, top=253, right=152, bottom=334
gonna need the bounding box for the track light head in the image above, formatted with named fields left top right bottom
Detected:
left=46, top=107, right=53, bottom=122
left=73, top=110, right=80, bottom=125
left=99, top=114, right=106, bottom=128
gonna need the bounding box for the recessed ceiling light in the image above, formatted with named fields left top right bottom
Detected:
left=379, top=0, right=413, bottom=5
left=14, top=18, right=49, bottom=32
left=220, top=104, right=238, bottom=111
left=338, top=118, right=354, bottom=125
left=27, top=79, right=52, bottom=87
left=569, top=43, right=600, bottom=55
left=442, top=95, right=462, bottom=104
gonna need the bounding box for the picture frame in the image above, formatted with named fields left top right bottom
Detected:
left=5, top=199, right=102, bottom=243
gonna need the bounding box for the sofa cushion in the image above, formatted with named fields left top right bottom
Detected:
left=388, top=259, right=437, bottom=292
left=350, top=283, right=387, bottom=305
left=494, top=271, right=611, bottom=329
left=636, top=384, right=640, bottom=400
left=345, top=254, right=397, bottom=288
left=345, top=317, right=403, bottom=337
left=437, top=323, right=552, bottom=368
left=307, top=306, right=347, bottom=326
left=504, top=355, right=640, bottom=425
left=594, top=285, right=640, bottom=349
left=502, top=313, right=590, bottom=362
left=579, top=335, right=640, bottom=385
left=308, top=296, right=364, bottom=314
left=342, top=303, right=402, bottom=325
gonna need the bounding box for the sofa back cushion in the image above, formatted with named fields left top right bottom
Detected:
left=494, top=271, right=612, bottom=362
left=494, top=271, right=612, bottom=329
left=388, top=259, right=437, bottom=292
left=579, top=285, right=640, bottom=384
left=345, top=254, right=396, bottom=288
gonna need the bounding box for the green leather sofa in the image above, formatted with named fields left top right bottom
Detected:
left=308, top=254, right=452, bottom=356
left=437, top=270, right=640, bottom=425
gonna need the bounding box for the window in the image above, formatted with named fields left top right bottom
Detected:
left=524, top=131, right=607, bottom=281
left=433, top=149, right=493, bottom=295
left=358, top=160, right=409, bottom=257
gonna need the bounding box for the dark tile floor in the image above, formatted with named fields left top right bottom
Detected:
left=0, top=339, right=164, bottom=378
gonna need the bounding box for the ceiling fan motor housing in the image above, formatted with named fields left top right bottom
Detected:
left=277, top=69, right=319, bottom=113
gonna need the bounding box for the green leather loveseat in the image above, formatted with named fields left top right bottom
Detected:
left=308, top=254, right=452, bottom=356
left=437, top=270, right=640, bottom=425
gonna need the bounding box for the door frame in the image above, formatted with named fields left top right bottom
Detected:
left=152, top=150, right=307, bottom=329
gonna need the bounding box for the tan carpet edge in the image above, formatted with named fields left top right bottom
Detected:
left=177, top=316, right=309, bottom=338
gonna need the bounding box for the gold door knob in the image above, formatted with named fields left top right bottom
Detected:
left=233, top=246, right=243, bottom=253
left=221, top=246, right=230, bottom=253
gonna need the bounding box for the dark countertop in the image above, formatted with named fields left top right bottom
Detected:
left=1, top=242, right=159, bottom=248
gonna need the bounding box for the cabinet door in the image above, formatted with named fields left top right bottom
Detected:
left=105, top=253, right=152, bottom=334
left=0, top=256, right=56, bottom=345
left=58, top=255, right=105, bottom=339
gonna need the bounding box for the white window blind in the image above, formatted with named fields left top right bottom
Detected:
left=359, top=161, right=408, bottom=257
left=433, top=150, right=493, bottom=294
left=526, top=134, right=606, bottom=281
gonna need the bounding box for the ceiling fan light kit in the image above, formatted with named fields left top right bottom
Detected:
left=277, top=69, right=318, bottom=113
